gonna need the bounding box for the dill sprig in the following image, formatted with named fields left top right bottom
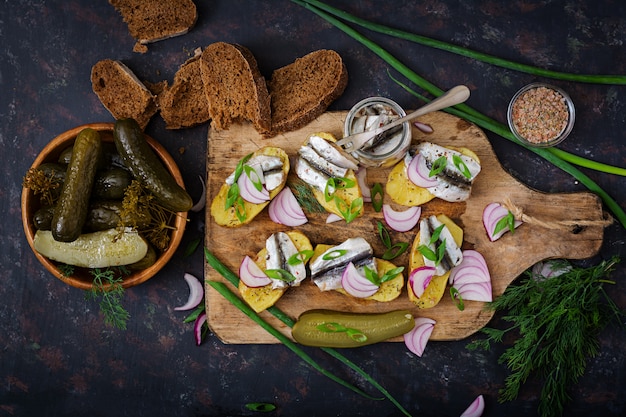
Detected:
left=467, top=256, right=624, bottom=417
left=288, top=179, right=326, bottom=214
left=85, top=267, right=131, bottom=330
left=23, top=167, right=61, bottom=206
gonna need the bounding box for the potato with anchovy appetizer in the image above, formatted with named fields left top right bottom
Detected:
left=386, top=142, right=481, bottom=206
left=211, top=146, right=289, bottom=227
left=294, top=132, right=363, bottom=223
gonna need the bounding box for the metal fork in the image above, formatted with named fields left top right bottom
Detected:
left=337, top=85, right=471, bottom=151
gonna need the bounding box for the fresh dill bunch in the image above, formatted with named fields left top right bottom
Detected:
left=85, top=267, right=131, bottom=330
left=288, top=179, right=326, bottom=213
left=467, top=256, right=624, bottom=417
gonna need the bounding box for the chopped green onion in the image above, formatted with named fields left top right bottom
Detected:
left=225, top=183, right=240, bottom=210
left=204, top=249, right=411, bottom=417
left=493, top=211, right=516, bottom=235
left=382, top=242, right=409, bottom=261
left=288, top=250, right=314, bottom=266
left=452, top=154, right=472, bottom=179
left=429, top=224, right=444, bottom=245
left=234, top=153, right=253, bottom=182
left=371, top=183, right=384, bottom=212
left=233, top=196, right=247, bottom=223
left=317, top=322, right=368, bottom=343
left=429, top=156, right=447, bottom=177
left=245, top=403, right=276, bottom=412
left=335, top=196, right=363, bottom=223
left=450, top=287, right=465, bottom=311
left=264, top=269, right=296, bottom=282
left=323, top=249, right=348, bottom=260
left=377, top=221, right=392, bottom=249
left=243, top=165, right=263, bottom=192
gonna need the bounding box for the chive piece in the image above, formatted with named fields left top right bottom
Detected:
left=493, top=211, right=516, bottom=235
left=287, top=250, right=314, bottom=266
left=291, top=0, right=626, bottom=229
left=208, top=281, right=378, bottom=400
left=245, top=403, right=276, bottom=412
left=382, top=242, right=409, bottom=261
left=298, top=0, right=626, bottom=85
left=317, top=322, right=368, bottom=343
left=370, top=183, right=384, bottom=212
left=452, top=154, right=472, bottom=179
left=377, top=221, right=392, bottom=249
left=204, top=249, right=412, bottom=417
left=243, top=165, right=263, bottom=192
left=429, top=156, right=447, bottom=177
left=450, top=287, right=465, bottom=311
left=264, top=269, right=296, bottom=283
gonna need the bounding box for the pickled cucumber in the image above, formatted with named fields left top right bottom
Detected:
left=51, top=128, right=102, bottom=242
left=113, top=118, right=192, bottom=212
left=292, top=309, right=415, bottom=348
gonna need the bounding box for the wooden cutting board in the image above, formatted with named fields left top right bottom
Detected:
left=204, top=111, right=605, bottom=344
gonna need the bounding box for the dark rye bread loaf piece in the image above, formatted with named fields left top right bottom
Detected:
left=199, top=42, right=271, bottom=135
left=109, top=0, right=197, bottom=53
left=158, top=49, right=211, bottom=129
left=91, top=59, right=157, bottom=130
left=268, top=49, right=348, bottom=136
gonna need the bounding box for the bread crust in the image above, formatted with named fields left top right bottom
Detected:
left=199, top=42, right=271, bottom=135
left=267, top=49, right=348, bottom=137
left=91, top=59, right=157, bottom=130
left=158, top=50, right=211, bottom=130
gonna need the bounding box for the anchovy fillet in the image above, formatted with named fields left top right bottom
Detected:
left=225, top=155, right=284, bottom=186
left=265, top=232, right=306, bottom=289
left=307, top=134, right=359, bottom=170
left=414, top=142, right=481, bottom=202
left=298, top=145, right=348, bottom=178
left=310, top=237, right=376, bottom=291
left=419, top=216, right=463, bottom=276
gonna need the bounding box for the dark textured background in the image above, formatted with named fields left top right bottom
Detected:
left=1, top=1, right=625, bottom=416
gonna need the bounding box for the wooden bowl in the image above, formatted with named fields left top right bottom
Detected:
left=21, top=123, right=188, bottom=290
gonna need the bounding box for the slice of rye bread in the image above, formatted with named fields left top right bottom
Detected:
left=267, top=49, right=348, bottom=137
left=199, top=42, right=271, bottom=135
left=91, top=59, right=157, bottom=130
left=109, top=0, right=197, bottom=52
left=158, top=49, right=211, bottom=129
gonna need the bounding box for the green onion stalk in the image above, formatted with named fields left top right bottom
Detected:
left=204, top=249, right=413, bottom=417
left=291, top=0, right=626, bottom=229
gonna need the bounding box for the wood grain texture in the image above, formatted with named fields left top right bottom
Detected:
left=204, top=111, right=605, bottom=344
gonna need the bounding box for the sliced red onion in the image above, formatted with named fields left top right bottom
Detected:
left=382, top=204, right=421, bottom=232
left=531, top=260, right=572, bottom=281
left=414, top=121, right=434, bottom=133
left=237, top=170, right=270, bottom=204
left=174, top=273, right=204, bottom=311
left=448, top=250, right=491, bottom=285
left=482, top=202, right=522, bottom=241
left=356, top=167, right=371, bottom=203
left=194, top=312, right=207, bottom=346
left=191, top=175, right=206, bottom=212
left=403, top=317, right=435, bottom=357
left=239, top=256, right=272, bottom=287
left=407, top=152, right=438, bottom=188
left=341, top=262, right=379, bottom=298
left=326, top=213, right=343, bottom=223
left=454, top=281, right=492, bottom=302
left=408, top=266, right=435, bottom=298
left=268, top=187, right=307, bottom=226
left=460, top=394, right=485, bottom=417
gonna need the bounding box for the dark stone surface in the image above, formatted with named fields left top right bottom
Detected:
left=1, top=1, right=625, bottom=416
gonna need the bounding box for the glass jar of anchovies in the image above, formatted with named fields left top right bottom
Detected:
left=343, top=96, right=412, bottom=168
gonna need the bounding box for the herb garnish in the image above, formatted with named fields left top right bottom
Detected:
left=417, top=224, right=446, bottom=265
left=85, top=267, right=131, bottom=330
left=377, top=221, right=409, bottom=260
left=317, top=322, right=368, bottom=343
left=467, top=257, right=624, bottom=417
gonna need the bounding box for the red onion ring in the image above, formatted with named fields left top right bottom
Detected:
left=239, top=256, right=272, bottom=287
left=237, top=170, right=270, bottom=204
left=460, top=394, right=485, bottom=417
left=407, top=153, right=438, bottom=188
left=408, top=266, right=435, bottom=298
left=341, top=262, right=379, bottom=298
left=268, top=187, right=307, bottom=226
left=482, top=202, right=522, bottom=241
left=403, top=316, right=435, bottom=357
left=355, top=167, right=371, bottom=203
left=174, top=273, right=204, bottom=311
left=382, top=204, right=421, bottom=232
left=194, top=312, right=207, bottom=346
